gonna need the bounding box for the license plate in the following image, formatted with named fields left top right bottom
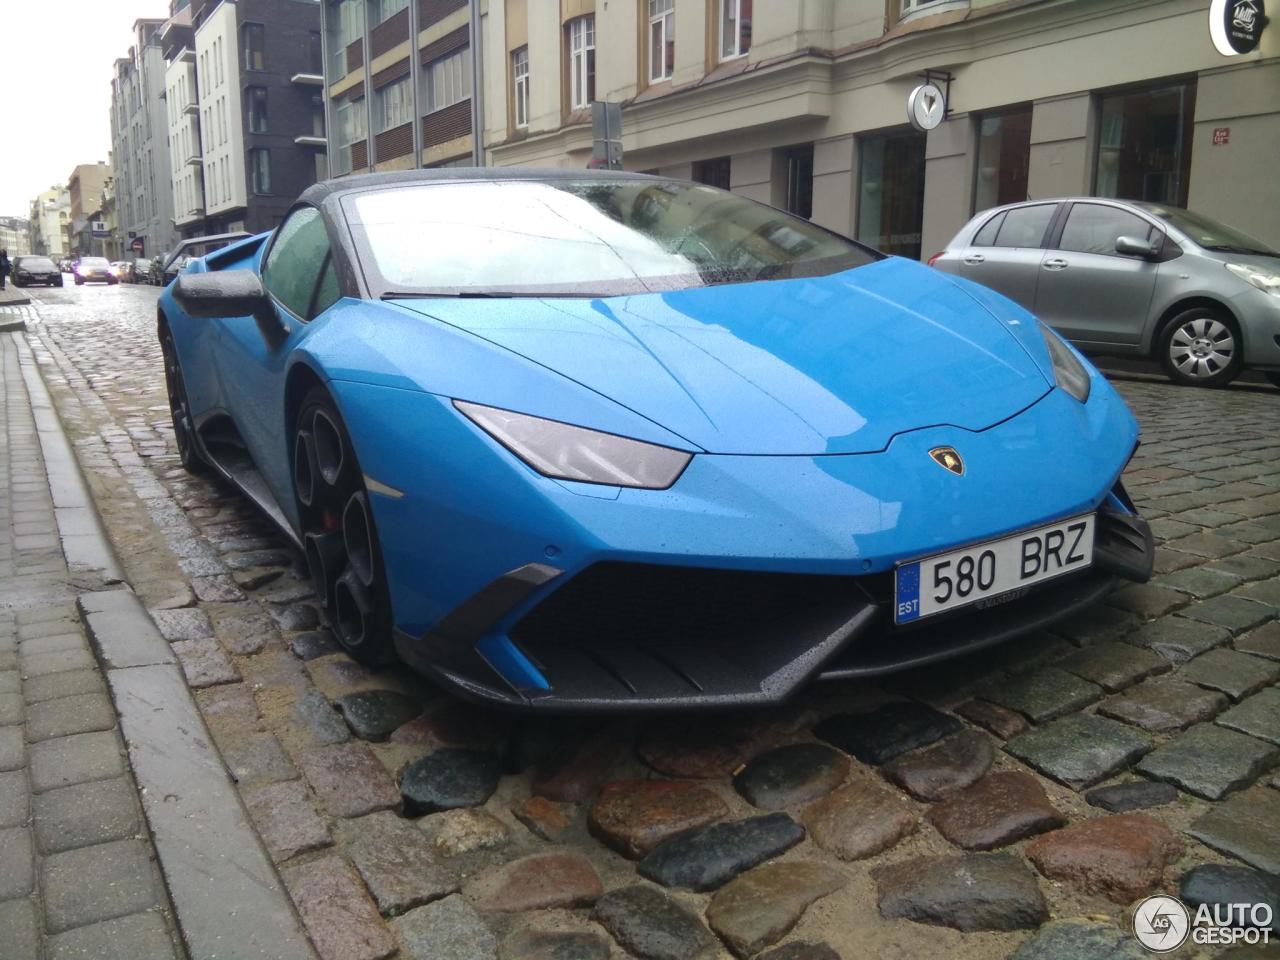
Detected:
left=895, top=514, right=1095, bottom=624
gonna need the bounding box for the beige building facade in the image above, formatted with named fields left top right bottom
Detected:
left=479, top=0, right=1280, bottom=259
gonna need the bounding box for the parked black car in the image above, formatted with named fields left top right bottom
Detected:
left=12, top=255, right=63, bottom=287
left=159, top=233, right=251, bottom=286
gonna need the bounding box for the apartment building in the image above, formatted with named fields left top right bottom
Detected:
left=162, top=9, right=209, bottom=241
left=479, top=0, right=1280, bottom=258
left=67, top=162, right=113, bottom=254
left=321, top=0, right=478, bottom=174
left=28, top=187, right=71, bottom=259
left=111, top=20, right=179, bottom=261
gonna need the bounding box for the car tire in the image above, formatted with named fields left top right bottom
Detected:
left=1157, top=308, right=1243, bottom=388
left=55, top=279, right=63, bottom=287
left=160, top=327, right=209, bottom=476
left=1265, top=372, right=1280, bottom=390
left=74, top=277, right=83, bottom=285
left=294, top=386, right=396, bottom=666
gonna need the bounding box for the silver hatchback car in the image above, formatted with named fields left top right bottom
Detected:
left=932, top=199, right=1280, bottom=388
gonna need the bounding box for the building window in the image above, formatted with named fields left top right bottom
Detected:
left=309, top=32, right=323, bottom=75
left=720, top=0, right=751, bottom=60
left=370, top=0, right=408, bottom=25
left=334, top=98, right=366, bottom=176
left=857, top=130, right=927, bottom=260
left=250, top=148, right=271, bottom=195
left=782, top=144, right=813, bottom=219
left=248, top=87, right=268, bottom=134
left=374, top=76, right=412, bottom=132
left=901, top=0, right=963, bottom=15
left=512, top=47, right=530, bottom=129
left=648, top=0, right=674, bottom=82
left=568, top=16, right=595, bottom=110
left=1094, top=81, right=1196, bottom=208
left=422, top=47, right=471, bottom=114
left=242, top=23, right=265, bottom=72
left=311, top=95, right=326, bottom=137
left=973, top=106, right=1032, bottom=213
left=326, top=0, right=364, bottom=79
left=692, top=156, right=731, bottom=190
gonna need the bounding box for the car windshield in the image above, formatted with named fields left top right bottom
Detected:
left=346, top=178, right=879, bottom=298
left=81, top=258, right=108, bottom=267
left=21, top=258, right=56, bottom=270
left=1134, top=203, right=1278, bottom=257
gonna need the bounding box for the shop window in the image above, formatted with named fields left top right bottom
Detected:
left=720, top=0, right=752, bottom=60
left=649, top=0, right=674, bottom=82
left=973, top=107, right=1032, bottom=213
left=1095, top=81, right=1196, bottom=207
left=692, top=156, right=731, bottom=190
left=857, top=131, right=926, bottom=259
left=568, top=16, right=596, bottom=110
left=782, top=144, right=814, bottom=220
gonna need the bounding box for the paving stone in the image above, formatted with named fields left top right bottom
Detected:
left=1180, top=864, right=1280, bottom=930
left=0, top=671, right=16, bottom=696
left=926, top=771, right=1065, bottom=850
left=1027, top=813, right=1184, bottom=905
left=637, top=718, right=764, bottom=779
left=401, top=748, right=502, bottom=816
left=1108, top=583, right=1187, bottom=619
left=512, top=795, right=572, bottom=841
left=882, top=729, right=995, bottom=800
left=592, top=885, right=716, bottom=960
left=1009, top=919, right=1146, bottom=960
left=954, top=702, right=1031, bottom=743
left=389, top=701, right=513, bottom=753
left=172, top=637, right=241, bottom=687
left=1218, top=688, right=1280, bottom=745
left=292, top=688, right=351, bottom=746
left=1127, top=615, right=1233, bottom=663
left=42, top=838, right=160, bottom=933
left=0, top=898, right=38, bottom=960
left=813, top=701, right=962, bottom=765
left=23, top=668, right=104, bottom=704
left=1209, top=554, right=1280, bottom=581
left=757, top=943, right=840, bottom=960
left=270, top=602, right=320, bottom=632
left=420, top=808, right=511, bottom=857
left=32, top=777, right=139, bottom=853
left=1180, top=595, right=1275, bottom=634
left=1136, top=722, right=1278, bottom=800
left=1050, top=604, right=1142, bottom=646
left=1158, top=566, right=1244, bottom=598
left=1056, top=642, right=1170, bottom=692
left=1153, top=547, right=1201, bottom=575
left=1099, top=678, right=1230, bottom=732
left=335, top=810, right=455, bottom=916
left=1085, top=780, right=1178, bottom=813
left=26, top=691, right=115, bottom=741
left=1180, top=648, right=1280, bottom=701
left=977, top=667, right=1102, bottom=722
left=300, top=742, right=400, bottom=818
left=335, top=689, right=423, bottom=742
left=149, top=606, right=212, bottom=641
left=1165, top=531, right=1248, bottom=559
left=19, top=633, right=87, bottom=656
left=1188, top=787, right=1280, bottom=875
left=706, top=861, right=846, bottom=958
left=223, top=733, right=298, bottom=785
left=638, top=813, right=805, bottom=891
left=192, top=575, right=245, bottom=602
left=208, top=603, right=279, bottom=656
left=282, top=855, right=396, bottom=960
left=223, top=549, right=293, bottom=571
left=29, top=730, right=125, bottom=792
left=0, top=725, right=23, bottom=771
left=232, top=567, right=284, bottom=591
left=19, top=647, right=95, bottom=677
left=800, top=779, right=917, bottom=861
left=0, top=768, right=29, bottom=828
left=195, top=682, right=261, bottom=728
left=588, top=779, right=728, bottom=859
left=0, top=825, right=34, bottom=900
left=394, top=894, right=498, bottom=960
left=532, top=729, right=622, bottom=803
left=1236, top=622, right=1280, bottom=661
left=243, top=779, right=331, bottom=862
left=500, top=930, right=609, bottom=960
left=289, top=630, right=341, bottom=661
left=732, top=743, right=848, bottom=810
left=466, top=851, right=602, bottom=912
left=1237, top=579, right=1280, bottom=608
left=47, top=911, right=179, bottom=960
left=872, top=853, right=1048, bottom=932
left=1005, top=713, right=1154, bottom=790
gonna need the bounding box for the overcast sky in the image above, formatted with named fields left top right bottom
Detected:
left=0, top=0, right=175, bottom=216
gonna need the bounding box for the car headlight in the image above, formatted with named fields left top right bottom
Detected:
left=1226, top=262, right=1280, bottom=298
left=1040, top=324, right=1091, bottom=404
left=455, top=401, right=692, bottom=489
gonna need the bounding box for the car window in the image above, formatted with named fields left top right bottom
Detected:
left=264, top=207, right=332, bottom=320
left=1058, top=204, right=1156, bottom=256
left=972, top=212, right=1005, bottom=247
left=992, top=205, right=1054, bottom=248
left=312, top=258, right=341, bottom=316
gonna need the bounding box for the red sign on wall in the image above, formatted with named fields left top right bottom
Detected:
left=1212, top=127, right=1231, bottom=145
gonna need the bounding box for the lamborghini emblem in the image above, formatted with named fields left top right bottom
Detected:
left=929, top=446, right=965, bottom=476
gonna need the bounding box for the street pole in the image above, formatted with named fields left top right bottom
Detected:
left=469, top=0, right=484, bottom=166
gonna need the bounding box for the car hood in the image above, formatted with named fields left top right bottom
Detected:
left=394, top=258, right=1052, bottom=455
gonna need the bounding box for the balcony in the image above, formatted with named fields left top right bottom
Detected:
left=185, top=154, right=204, bottom=167
left=291, top=73, right=324, bottom=87
left=184, top=101, right=199, bottom=116
left=294, top=135, right=327, bottom=148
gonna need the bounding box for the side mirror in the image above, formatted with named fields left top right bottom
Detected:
left=174, top=269, right=273, bottom=321
left=1115, top=235, right=1160, bottom=259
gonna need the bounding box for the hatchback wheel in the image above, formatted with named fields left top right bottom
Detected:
left=1157, top=309, right=1242, bottom=388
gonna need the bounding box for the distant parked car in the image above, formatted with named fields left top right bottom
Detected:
left=73, top=257, right=117, bottom=285
left=58, top=259, right=73, bottom=273
left=159, top=233, right=252, bottom=287
left=931, top=198, right=1280, bottom=389
left=11, top=255, right=63, bottom=287
left=109, top=261, right=135, bottom=282
left=134, top=258, right=152, bottom=283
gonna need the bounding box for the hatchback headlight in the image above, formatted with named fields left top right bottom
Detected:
left=1040, top=324, right=1091, bottom=404
left=1226, top=262, right=1280, bottom=298
left=456, top=401, right=692, bottom=489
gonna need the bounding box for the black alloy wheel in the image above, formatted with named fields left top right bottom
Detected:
left=294, top=386, right=395, bottom=664
left=160, top=328, right=207, bottom=475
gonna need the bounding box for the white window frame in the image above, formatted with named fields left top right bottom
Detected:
left=512, top=47, right=529, bottom=129
left=719, top=0, right=750, bottom=61
left=421, top=47, right=472, bottom=114
left=374, top=75, right=412, bottom=132
left=648, top=0, right=674, bottom=83
left=900, top=0, right=967, bottom=16
left=568, top=16, right=595, bottom=110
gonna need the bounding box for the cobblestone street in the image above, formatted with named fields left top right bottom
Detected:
left=5, top=282, right=1280, bottom=959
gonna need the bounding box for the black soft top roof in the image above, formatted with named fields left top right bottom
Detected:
left=299, top=167, right=659, bottom=206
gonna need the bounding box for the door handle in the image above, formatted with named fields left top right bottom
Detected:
left=962, top=254, right=985, bottom=265
left=1043, top=258, right=1068, bottom=271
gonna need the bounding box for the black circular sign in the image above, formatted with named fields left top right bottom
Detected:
left=1212, top=0, right=1266, bottom=54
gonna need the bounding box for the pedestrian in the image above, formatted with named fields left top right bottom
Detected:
left=0, top=249, right=9, bottom=290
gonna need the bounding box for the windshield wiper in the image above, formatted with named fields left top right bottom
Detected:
left=382, top=290, right=609, bottom=300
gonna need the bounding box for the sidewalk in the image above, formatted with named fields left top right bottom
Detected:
left=0, top=330, right=315, bottom=959
left=0, top=285, right=33, bottom=334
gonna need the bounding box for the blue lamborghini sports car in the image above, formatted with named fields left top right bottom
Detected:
left=159, top=169, right=1154, bottom=710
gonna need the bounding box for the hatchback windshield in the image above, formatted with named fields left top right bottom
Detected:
left=346, top=178, right=879, bottom=297
left=1135, top=203, right=1277, bottom=257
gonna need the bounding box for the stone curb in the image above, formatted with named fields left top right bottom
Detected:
left=0, top=318, right=26, bottom=332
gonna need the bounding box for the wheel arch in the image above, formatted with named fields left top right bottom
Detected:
left=1147, top=296, right=1240, bottom=357
left=284, top=359, right=329, bottom=439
